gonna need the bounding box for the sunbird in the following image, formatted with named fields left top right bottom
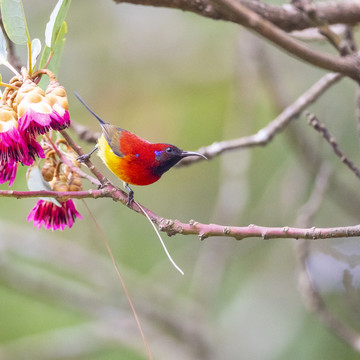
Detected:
left=75, top=93, right=206, bottom=205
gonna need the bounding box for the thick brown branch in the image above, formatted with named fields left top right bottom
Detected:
left=157, top=220, right=360, bottom=241
left=0, top=189, right=109, bottom=200
left=51, top=124, right=360, bottom=242
left=4, top=187, right=360, bottom=242
left=113, top=0, right=360, bottom=33
left=114, top=0, right=360, bottom=77
left=210, top=0, right=360, bottom=79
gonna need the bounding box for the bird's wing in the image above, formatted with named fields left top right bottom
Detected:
left=101, top=123, right=124, bottom=157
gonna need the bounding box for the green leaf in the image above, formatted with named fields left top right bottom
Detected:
left=1, top=0, right=29, bottom=45
left=31, top=38, right=41, bottom=70
left=38, top=45, right=50, bottom=71
left=0, top=27, right=8, bottom=64
left=38, top=21, right=67, bottom=89
left=38, top=21, right=67, bottom=88
left=27, top=166, right=61, bottom=207
left=45, top=0, right=71, bottom=49
left=47, top=21, right=67, bottom=73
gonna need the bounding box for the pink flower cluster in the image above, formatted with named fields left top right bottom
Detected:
left=0, top=70, right=81, bottom=231
left=0, top=77, right=70, bottom=186
left=27, top=199, right=82, bottom=231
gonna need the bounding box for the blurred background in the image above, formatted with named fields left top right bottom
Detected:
left=1, top=0, right=360, bottom=359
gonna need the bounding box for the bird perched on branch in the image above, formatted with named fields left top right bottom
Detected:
left=75, top=93, right=206, bottom=205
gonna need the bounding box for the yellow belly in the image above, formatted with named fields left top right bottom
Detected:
left=97, top=135, right=127, bottom=181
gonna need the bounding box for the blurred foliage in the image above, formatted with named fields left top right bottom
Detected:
left=1, top=0, right=360, bottom=359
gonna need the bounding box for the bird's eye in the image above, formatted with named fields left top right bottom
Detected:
left=165, top=147, right=173, bottom=153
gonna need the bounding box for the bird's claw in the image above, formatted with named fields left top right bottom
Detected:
left=76, top=146, right=98, bottom=163
left=124, top=183, right=134, bottom=206
left=126, top=191, right=134, bottom=207
left=76, top=154, right=90, bottom=163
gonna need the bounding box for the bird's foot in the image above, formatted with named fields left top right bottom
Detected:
left=76, top=146, right=98, bottom=163
left=124, top=183, right=134, bottom=207
left=76, top=153, right=91, bottom=163
left=126, top=193, right=134, bottom=207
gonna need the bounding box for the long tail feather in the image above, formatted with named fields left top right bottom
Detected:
left=75, top=92, right=107, bottom=125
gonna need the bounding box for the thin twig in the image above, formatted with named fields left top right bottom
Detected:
left=292, top=0, right=352, bottom=56
left=307, top=112, right=360, bottom=181
left=70, top=73, right=342, bottom=167
left=60, top=130, right=110, bottom=187
left=180, top=72, right=342, bottom=165
left=290, top=25, right=348, bottom=42
left=43, top=134, right=101, bottom=187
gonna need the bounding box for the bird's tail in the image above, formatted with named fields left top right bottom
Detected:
left=74, top=92, right=107, bottom=125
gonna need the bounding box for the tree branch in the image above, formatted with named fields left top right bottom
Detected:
left=114, top=0, right=360, bottom=78
left=113, top=0, right=360, bottom=33
left=180, top=72, right=342, bottom=165
left=70, top=73, right=342, bottom=167
left=4, top=187, right=360, bottom=241
left=0, top=189, right=108, bottom=200
left=307, top=112, right=360, bottom=181
left=210, top=0, right=360, bottom=79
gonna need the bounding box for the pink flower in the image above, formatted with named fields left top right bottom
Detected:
left=0, top=104, right=34, bottom=165
left=16, top=79, right=52, bottom=136
left=27, top=199, right=82, bottom=231
left=46, top=82, right=70, bottom=130
left=0, top=160, right=17, bottom=186
left=18, top=108, right=51, bottom=136
left=25, top=134, right=45, bottom=161
left=49, top=108, right=70, bottom=131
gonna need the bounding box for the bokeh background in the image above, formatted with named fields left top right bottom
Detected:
left=1, top=0, right=360, bottom=359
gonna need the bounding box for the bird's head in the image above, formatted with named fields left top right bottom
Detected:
left=152, top=144, right=206, bottom=176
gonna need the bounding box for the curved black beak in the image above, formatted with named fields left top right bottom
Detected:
left=180, top=150, right=207, bottom=160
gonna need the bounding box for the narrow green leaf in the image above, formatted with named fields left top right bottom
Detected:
left=38, top=45, right=50, bottom=70
left=39, top=21, right=67, bottom=77
left=0, top=27, right=8, bottom=64
left=38, top=21, right=67, bottom=89
left=27, top=166, right=61, bottom=207
left=45, top=0, right=71, bottom=49
left=48, top=21, right=67, bottom=73
left=31, top=38, right=41, bottom=70
left=1, top=0, right=29, bottom=45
